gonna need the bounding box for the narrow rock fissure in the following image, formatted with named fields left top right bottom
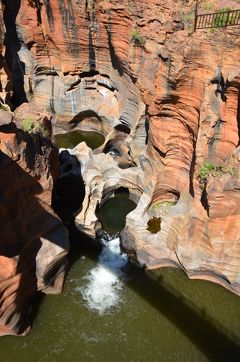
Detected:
left=3, top=0, right=27, bottom=109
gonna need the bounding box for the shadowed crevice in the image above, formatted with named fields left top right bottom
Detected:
left=3, top=0, right=27, bottom=108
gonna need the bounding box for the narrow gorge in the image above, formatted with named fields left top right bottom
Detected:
left=0, top=0, right=240, bottom=361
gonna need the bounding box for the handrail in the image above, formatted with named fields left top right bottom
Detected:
left=194, top=8, right=240, bottom=30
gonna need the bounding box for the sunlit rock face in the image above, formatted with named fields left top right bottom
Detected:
left=1, top=0, right=240, bottom=300
left=0, top=105, right=69, bottom=336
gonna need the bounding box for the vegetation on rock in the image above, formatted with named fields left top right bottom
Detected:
left=0, top=103, right=10, bottom=111
left=199, top=161, right=236, bottom=182
left=130, top=29, right=146, bottom=47
left=213, top=7, right=234, bottom=27
left=21, top=117, right=48, bottom=137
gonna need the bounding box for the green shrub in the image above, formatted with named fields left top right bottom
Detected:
left=130, top=29, right=146, bottom=47
left=149, top=200, right=176, bottom=218
left=151, top=200, right=176, bottom=210
left=199, top=161, right=236, bottom=182
left=0, top=103, right=10, bottom=111
left=199, top=161, right=216, bottom=181
left=213, top=7, right=234, bottom=27
left=21, top=117, right=48, bottom=137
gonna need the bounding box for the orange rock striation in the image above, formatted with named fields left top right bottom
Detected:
left=0, top=104, right=69, bottom=335
left=0, top=0, right=239, bottom=335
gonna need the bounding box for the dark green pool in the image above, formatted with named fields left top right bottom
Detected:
left=0, top=245, right=240, bottom=362
left=98, top=190, right=136, bottom=235
left=1, top=188, right=240, bottom=362
left=55, top=130, right=105, bottom=150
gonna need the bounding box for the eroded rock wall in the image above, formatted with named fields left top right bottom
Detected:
left=0, top=105, right=69, bottom=336
left=1, top=0, right=240, bottom=298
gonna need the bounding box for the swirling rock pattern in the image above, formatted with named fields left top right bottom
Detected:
left=0, top=105, right=69, bottom=336
left=0, top=0, right=239, bottom=334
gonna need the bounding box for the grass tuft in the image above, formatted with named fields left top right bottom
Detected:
left=130, top=29, right=146, bottom=47
left=21, top=117, right=48, bottom=137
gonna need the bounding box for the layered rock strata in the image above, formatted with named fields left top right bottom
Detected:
left=0, top=104, right=69, bottom=336
left=0, top=0, right=240, bottom=303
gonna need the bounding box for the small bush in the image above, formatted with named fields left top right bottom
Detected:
left=21, top=117, right=48, bottom=137
left=213, top=7, right=234, bottom=27
left=130, top=29, right=146, bottom=47
left=199, top=162, right=216, bottom=181
left=0, top=103, right=10, bottom=111
left=149, top=200, right=177, bottom=218
left=150, top=200, right=176, bottom=212
left=199, top=161, right=236, bottom=182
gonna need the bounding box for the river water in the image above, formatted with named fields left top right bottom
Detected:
left=1, top=133, right=240, bottom=362
left=1, top=206, right=240, bottom=362
left=1, top=239, right=240, bottom=362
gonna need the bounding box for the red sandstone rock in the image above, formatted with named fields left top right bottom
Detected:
left=0, top=0, right=239, bottom=322
left=0, top=107, right=69, bottom=336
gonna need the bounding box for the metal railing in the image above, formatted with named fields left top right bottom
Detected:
left=194, top=8, right=240, bottom=30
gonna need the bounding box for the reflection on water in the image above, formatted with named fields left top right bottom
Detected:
left=55, top=130, right=105, bottom=150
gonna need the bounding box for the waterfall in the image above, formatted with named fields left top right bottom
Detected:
left=79, top=236, right=128, bottom=315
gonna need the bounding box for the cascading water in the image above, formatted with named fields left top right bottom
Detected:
left=77, top=235, right=128, bottom=315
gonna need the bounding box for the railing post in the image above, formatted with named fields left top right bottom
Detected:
left=225, top=11, right=230, bottom=26
left=194, top=0, right=199, bottom=31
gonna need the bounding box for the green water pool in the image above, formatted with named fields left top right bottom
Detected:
left=55, top=130, right=105, bottom=150
left=0, top=241, right=240, bottom=362
left=98, top=191, right=136, bottom=235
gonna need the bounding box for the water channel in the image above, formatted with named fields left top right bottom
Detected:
left=1, top=132, right=240, bottom=362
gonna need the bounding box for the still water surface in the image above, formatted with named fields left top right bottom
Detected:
left=55, top=130, right=104, bottom=150
left=1, top=237, right=240, bottom=362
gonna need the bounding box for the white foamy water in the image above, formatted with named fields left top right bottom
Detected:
left=79, top=237, right=128, bottom=315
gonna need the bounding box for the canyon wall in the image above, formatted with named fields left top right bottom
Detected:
left=0, top=104, right=69, bottom=335
left=0, top=0, right=240, bottom=334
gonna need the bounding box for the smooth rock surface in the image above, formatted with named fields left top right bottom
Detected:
left=0, top=108, right=69, bottom=336
left=0, top=0, right=239, bottom=308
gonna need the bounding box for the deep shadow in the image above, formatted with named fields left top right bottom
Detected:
left=65, top=222, right=100, bottom=272
left=145, top=116, right=149, bottom=145
left=69, top=110, right=102, bottom=128
left=52, top=150, right=85, bottom=223
left=126, top=266, right=240, bottom=362
left=3, top=0, right=27, bottom=108
left=107, top=30, right=124, bottom=76
left=88, top=30, right=96, bottom=70
left=114, top=124, right=131, bottom=134
left=28, top=291, right=45, bottom=328
left=0, top=130, right=68, bottom=334
left=211, top=72, right=226, bottom=102
left=200, top=184, right=209, bottom=215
